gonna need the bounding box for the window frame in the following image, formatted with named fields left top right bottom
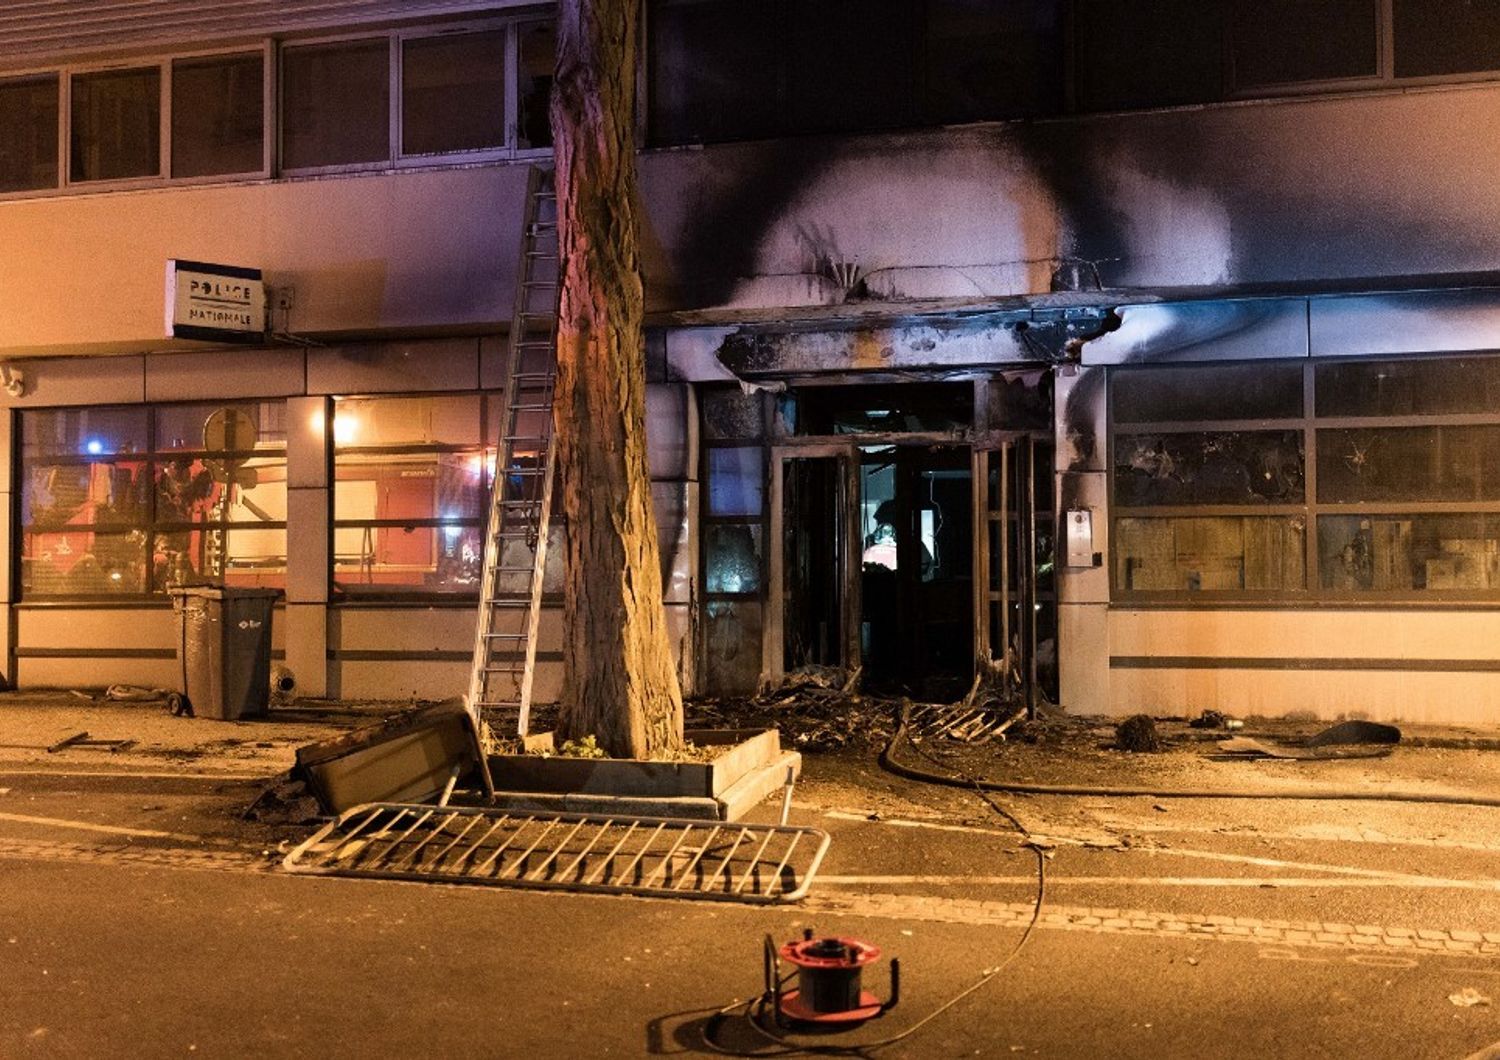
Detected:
left=0, top=66, right=64, bottom=199
left=166, top=42, right=275, bottom=185
left=281, top=17, right=551, bottom=179
left=329, top=390, right=498, bottom=601
left=16, top=401, right=290, bottom=603
left=1109, top=353, right=1500, bottom=605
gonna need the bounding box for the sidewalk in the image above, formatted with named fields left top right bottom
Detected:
left=4, top=689, right=1500, bottom=810
left=0, top=690, right=383, bottom=778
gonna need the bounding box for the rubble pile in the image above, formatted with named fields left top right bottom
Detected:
left=687, top=667, right=901, bottom=753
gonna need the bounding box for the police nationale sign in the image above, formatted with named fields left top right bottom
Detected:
left=165, top=260, right=266, bottom=343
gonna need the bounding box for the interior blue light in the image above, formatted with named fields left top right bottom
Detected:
left=84, top=439, right=105, bottom=455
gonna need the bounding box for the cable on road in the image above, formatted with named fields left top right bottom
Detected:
left=699, top=703, right=1048, bottom=1057
left=878, top=721, right=1500, bottom=808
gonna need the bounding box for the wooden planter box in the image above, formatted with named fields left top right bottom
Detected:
left=487, top=728, right=782, bottom=799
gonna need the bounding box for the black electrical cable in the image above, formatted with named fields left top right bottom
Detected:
left=879, top=725, right=1500, bottom=808
left=699, top=703, right=1048, bottom=1057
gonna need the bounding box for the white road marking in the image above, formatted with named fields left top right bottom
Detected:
left=0, top=768, right=272, bottom=781
left=0, top=810, right=232, bottom=846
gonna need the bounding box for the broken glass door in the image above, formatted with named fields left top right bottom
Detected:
left=973, top=436, right=1057, bottom=712
left=858, top=445, right=974, bottom=699
left=767, top=445, right=858, bottom=684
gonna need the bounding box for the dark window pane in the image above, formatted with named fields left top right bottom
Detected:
left=701, top=389, right=764, bottom=440
left=1319, top=513, right=1500, bottom=591
left=705, top=523, right=762, bottom=593
left=704, top=598, right=762, bottom=694
left=282, top=40, right=389, bottom=168
left=1115, top=516, right=1306, bottom=592
left=796, top=383, right=972, bottom=435
left=1395, top=0, right=1500, bottom=77
left=70, top=67, right=160, bottom=182
left=22, top=407, right=148, bottom=457
left=402, top=31, right=506, bottom=156
left=1075, top=0, right=1224, bottom=111
left=1315, top=356, right=1500, bottom=417
left=1317, top=426, right=1500, bottom=503
left=788, top=0, right=916, bottom=135
left=1113, top=363, right=1304, bottom=423
left=1114, top=431, right=1305, bottom=505
left=706, top=447, right=763, bottom=515
left=922, top=0, right=1064, bottom=122
left=23, top=529, right=147, bottom=596
left=0, top=75, right=58, bottom=192
left=1232, top=0, right=1379, bottom=87
left=518, top=20, right=556, bottom=149
left=985, top=370, right=1053, bottom=432
left=649, top=0, right=783, bottom=145
left=171, top=53, right=263, bottom=178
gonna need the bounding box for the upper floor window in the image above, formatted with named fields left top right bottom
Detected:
left=0, top=74, right=58, bottom=193
left=0, top=13, right=554, bottom=198
left=172, top=53, right=265, bottom=178
left=284, top=20, right=554, bottom=174
left=282, top=39, right=391, bottom=169
left=648, top=0, right=1061, bottom=146
left=71, top=66, right=161, bottom=182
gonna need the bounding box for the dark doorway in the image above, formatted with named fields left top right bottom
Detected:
left=782, top=456, right=848, bottom=671
left=858, top=445, right=973, bottom=698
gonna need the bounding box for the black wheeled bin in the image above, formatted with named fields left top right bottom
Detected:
left=169, top=587, right=279, bottom=720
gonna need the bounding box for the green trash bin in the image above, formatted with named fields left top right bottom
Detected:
left=170, top=587, right=279, bottom=720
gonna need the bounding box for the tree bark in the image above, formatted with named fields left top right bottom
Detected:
left=550, top=0, right=684, bottom=758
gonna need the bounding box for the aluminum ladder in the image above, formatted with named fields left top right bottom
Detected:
left=466, top=166, right=560, bottom=737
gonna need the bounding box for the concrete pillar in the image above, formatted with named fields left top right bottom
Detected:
left=284, top=396, right=329, bottom=696
left=1055, top=366, right=1110, bottom=715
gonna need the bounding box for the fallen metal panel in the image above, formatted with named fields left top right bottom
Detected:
left=283, top=804, right=831, bottom=904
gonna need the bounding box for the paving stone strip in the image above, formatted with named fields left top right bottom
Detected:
left=0, top=836, right=269, bottom=873
left=803, top=891, right=1500, bottom=959
left=4, top=834, right=1496, bottom=961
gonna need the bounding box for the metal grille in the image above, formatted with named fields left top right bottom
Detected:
left=283, top=804, right=831, bottom=904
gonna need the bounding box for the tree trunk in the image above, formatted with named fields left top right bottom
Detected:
left=550, top=0, right=684, bottom=759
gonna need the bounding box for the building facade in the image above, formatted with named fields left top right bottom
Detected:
left=6, top=1, right=1500, bottom=724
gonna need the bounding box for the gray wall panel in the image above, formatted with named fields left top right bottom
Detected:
left=1082, top=300, right=1308, bottom=366
left=307, top=339, right=480, bottom=396
left=147, top=348, right=306, bottom=402
left=1309, top=289, right=1500, bottom=357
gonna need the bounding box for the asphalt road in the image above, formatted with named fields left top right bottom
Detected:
left=4, top=753, right=1500, bottom=1058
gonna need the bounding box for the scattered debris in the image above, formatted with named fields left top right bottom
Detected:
left=243, top=775, right=323, bottom=824
left=65, top=685, right=189, bottom=716
left=294, top=700, right=492, bottom=815
left=1450, top=987, right=1491, bottom=1007
left=1305, top=720, right=1401, bottom=748
left=46, top=731, right=137, bottom=754
left=1189, top=710, right=1227, bottom=729
left=1218, top=720, right=1401, bottom=761
left=1115, top=715, right=1163, bottom=753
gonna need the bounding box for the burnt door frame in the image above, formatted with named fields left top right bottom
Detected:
left=764, top=442, right=861, bottom=687
left=972, top=434, right=1044, bottom=714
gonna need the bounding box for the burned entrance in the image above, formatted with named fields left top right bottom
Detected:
left=754, top=378, right=1055, bottom=702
